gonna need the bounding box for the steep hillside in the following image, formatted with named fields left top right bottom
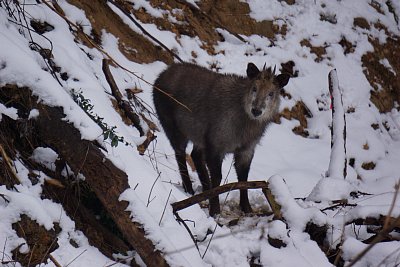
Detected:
left=0, top=0, right=400, bottom=266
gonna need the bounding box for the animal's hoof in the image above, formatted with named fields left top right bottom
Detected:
left=183, top=184, right=195, bottom=195
left=186, top=188, right=195, bottom=195
left=209, top=210, right=220, bottom=217
left=241, top=204, right=253, bottom=214
left=209, top=204, right=221, bottom=217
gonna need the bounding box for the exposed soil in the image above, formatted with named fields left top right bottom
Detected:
left=66, top=0, right=173, bottom=64
left=128, top=0, right=286, bottom=57
left=300, top=39, right=327, bottom=62
left=129, top=0, right=222, bottom=55
left=362, top=36, right=400, bottom=113
left=12, top=215, right=60, bottom=266
left=61, top=0, right=398, bottom=117
left=198, top=0, right=277, bottom=39
left=361, top=161, right=376, bottom=170
left=353, top=17, right=370, bottom=30
left=279, top=101, right=311, bottom=137
left=339, top=37, right=355, bottom=55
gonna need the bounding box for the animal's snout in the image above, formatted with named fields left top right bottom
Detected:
left=251, top=108, right=262, bottom=117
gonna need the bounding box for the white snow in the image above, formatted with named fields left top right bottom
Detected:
left=0, top=103, right=18, bottom=121
left=28, top=108, right=40, bottom=119
left=30, top=147, right=59, bottom=171
left=380, top=58, right=396, bottom=75
left=307, top=177, right=355, bottom=202
left=0, top=0, right=400, bottom=266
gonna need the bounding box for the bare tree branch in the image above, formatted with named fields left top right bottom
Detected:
left=102, top=58, right=144, bottom=136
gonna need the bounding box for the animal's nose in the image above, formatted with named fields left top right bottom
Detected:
left=251, top=108, right=262, bottom=117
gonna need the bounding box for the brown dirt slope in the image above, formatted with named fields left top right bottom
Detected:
left=66, top=0, right=399, bottom=123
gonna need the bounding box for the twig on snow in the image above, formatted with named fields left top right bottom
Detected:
left=49, top=254, right=62, bottom=267
left=147, top=172, right=161, bottom=207
left=173, top=211, right=201, bottom=256
left=0, top=144, right=21, bottom=184
left=159, top=189, right=172, bottom=226
left=65, top=249, right=88, bottom=267
left=345, top=181, right=400, bottom=267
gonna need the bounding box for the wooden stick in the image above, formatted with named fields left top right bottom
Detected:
left=102, top=58, right=144, bottom=136
left=49, top=254, right=62, bottom=267
left=0, top=144, right=21, bottom=185
left=172, top=181, right=269, bottom=212
left=261, top=187, right=283, bottom=220
left=173, top=212, right=200, bottom=253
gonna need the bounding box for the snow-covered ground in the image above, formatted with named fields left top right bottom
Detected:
left=0, top=0, right=400, bottom=266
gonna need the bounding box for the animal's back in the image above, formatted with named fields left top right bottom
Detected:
left=153, top=63, right=250, bottom=150
left=154, top=63, right=241, bottom=106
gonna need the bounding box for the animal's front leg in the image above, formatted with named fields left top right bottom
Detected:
left=234, top=148, right=255, bottom=213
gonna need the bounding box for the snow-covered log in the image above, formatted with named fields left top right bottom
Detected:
left=268, top=175, right=327, bottom=230
left=327, top=69, right=347, bottom=179
left=0, top=85, right=169, bottom=267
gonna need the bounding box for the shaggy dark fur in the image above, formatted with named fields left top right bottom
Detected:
left=153, top=62, right=289, bottom=215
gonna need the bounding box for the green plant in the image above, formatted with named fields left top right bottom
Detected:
left=71, top=89, right=127, bottom=147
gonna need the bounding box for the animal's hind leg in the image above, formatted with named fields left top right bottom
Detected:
left=191, top=146, right=210, bottom=191
left=173, top=139, right=194, bottom=195
left=175, top=152, right=194, bottom=195
left=206, top=151, right=223, bottom=216
left=161, top=116, right=194, bottom=195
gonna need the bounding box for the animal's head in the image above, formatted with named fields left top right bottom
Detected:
left=244, top=62, right=290, bottom=121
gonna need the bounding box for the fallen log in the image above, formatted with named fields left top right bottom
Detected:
left=42, top=179, right=133, bottom=259
left=0, top=85, right=169, bottom=267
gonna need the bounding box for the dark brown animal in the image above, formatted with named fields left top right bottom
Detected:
left=153, top=62, right=289, bottom=215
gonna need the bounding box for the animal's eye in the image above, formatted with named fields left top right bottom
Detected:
left=268, top=92, right=274, bottom=97
left=252, top=87, right=257, bottom=93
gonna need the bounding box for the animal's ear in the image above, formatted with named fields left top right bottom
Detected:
left=275, top=73, right=290, bottom=88
left=247, top=63, right=260, bottom=79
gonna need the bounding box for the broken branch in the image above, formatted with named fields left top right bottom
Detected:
left=172, top=181, right=270, bottom=212
left=102, top=58, right=144, bottom=136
